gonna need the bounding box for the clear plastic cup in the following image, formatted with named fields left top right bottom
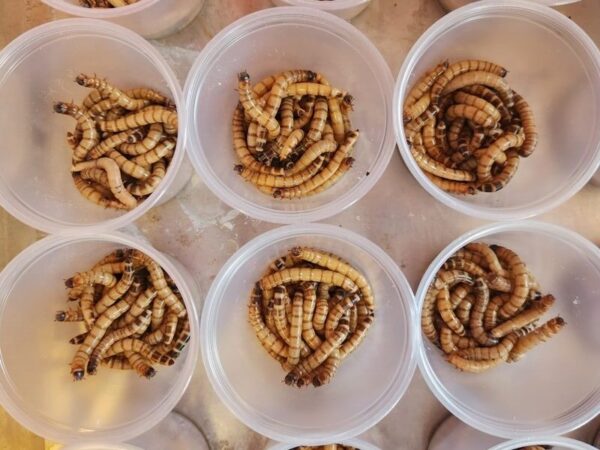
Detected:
left=416, top=221, right=600, bottom=438
left=437, top=0, right=581, bottom=11
left=0, top=232, right=200, bottom=444
left=267, top=437, right=380, bottom=449
left=40, top=0, right=205, bottom=39
left=0, top=19, right=191, bottom=234
left=489, top=437, right=597, bottom=450
left=200, top=223, right=417, bottom=444
left=270, top=0, right=372, bottom=20
left=184, top=7, right=396, bottom=224
left=394, top=0, right=600, bottom=221
left=61, top=444, right=143, bottom=450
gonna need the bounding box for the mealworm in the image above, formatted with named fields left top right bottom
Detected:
left=70, top=332, right=88, bottom=345
left=456, top=295, right=474, bottom=326
left=291, top=247, right=374, bottom=308
left=312, top=348, right=340, bottom=387
left=273, top=131, right=359, bottom=198
left=124, top=351, right=156, bottom=379
left=66, top=270, right=117, bottom=288
left=126, top=160, right=167, bottom=197
left=88, top=310, right=151, bottom=374
left=327, top=97, right=345, bottom=143
left=339, top=313, right=374, bottom=359
left=238, top=72, right=280, bottom=139
left=440, top=325, right=458, bottom=354
left=72, top=174, right=127, bottom=210
left=437, top=288, right=466, bottom=336
left=462, top=85, right=511, bottom=124
left=464, top=242, right=507, bottom=277
left=288, top=290, right=304, bottom=366
left=119, top=123, right=164, bottom=156
left=285, top=140, right=337, bottom=175
left=447, top=352, right=507, bottom=373
left=125, top=88, right=172, bottom=107
left=54, top=102, right=99, bottom=162
left=483, top=294, right=508, bottom=330
left=491, top=295, right=555, bottom=339
left=411, top=137, right=476, bottom=182
left=512, top=92, right=538, bottom=157
left=424, top=172, right=476, bottom=195
left=95, top=259, right=134, bottom=314
left=293, top=96, right=316, bottom=130
left=71, top=158, right=138, bottom=208
left=470, top=278, right=498, bottom=346
left=129, top=250, right=186, bottom=318
left=476, top=132, right=524, bottom=182
left=301, top=282, right=322, bottom=351
left=286, top=82, right=345, bottom=98
left=98, top=106, right=177, bottom=134
left=453, top=91, right=501, bottom=123
left=260, top=268, right=358, bottom=294
left=248, top=288, right=288, bottom=358
left=446, top=104, right=497, bottom=128
left=284, top=318, right=349, bottom=386
left=100, top=356, right=131, bottom=370
left=55, top=308, right=83, bottom=322
left=235, top=156, right=324, bottom=188
left=305, top=157, right=354, bottom=196
left=451, top=333, right=478, bottom=349
left=76, top=74, right=148, bottom=111
left=404, top=61, right=449, bottom=120
left=104, top=338, right=174, bottom=366
left=441, top=71, right=514, bottom=108
left=457, top=333, right=519, bottom=361
left=313, top=283, right=330, bottom=335
left=508, top=316, right=565, bottom=362
left=131, top=139, right=175, bottom=166
left=491, top=245, right=531, bottom=319
left=444, top=258, right=486, bottom=278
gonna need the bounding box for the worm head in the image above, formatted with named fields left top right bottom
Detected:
left=55, top=311, right=67, bottom=321
left=86, top=361, right=98, bottom=376
left=144, top=367, right=157, bottom=379
left=65, top=277, right=75, bottom=288
left=238, top=71, right=250, bottom=82
left=233, top=164, right=244, bottom=174
left=53, top=102, right=70, bottom=114
left=72, top=369, right=85, bottom=381
left=342, top=157, right=355, bottom=169
left=75, top=74, right=91, bottom=87
left=284, top=372, right=298, bottom=386
left=312, top=376, right=322, bottom=388
left=342, top=94, right=354, bottom=110
left=307, top=71, right=317, bottom=82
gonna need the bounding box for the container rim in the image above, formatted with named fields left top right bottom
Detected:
left=0, top=18, right=186, bottom=234
left=183, top=6, right=396, bottom=224
left=272, top=0, right=371, bottom=11
left=393, top=0, right=600, bottom=221
left=267, top=437, right=380, bottom=450
left=40, top=0, right=160, bottom=18
left=200, top=223, right=417, bottom=443
left=488, top=436, right=597, bottom=450
left=0, top=231, right=200, bottom=443
left=415, top=220, right=600, bottom=438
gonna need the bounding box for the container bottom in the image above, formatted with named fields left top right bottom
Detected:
left=128, top=411, right=209, bottom=450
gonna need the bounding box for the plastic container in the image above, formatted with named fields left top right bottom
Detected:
left=0, top=232, right=200, bottom=444
left=267, top=437, right=380, bottom=449
left=61, top=444, right=143, bottom=450
left=0, top=19, right=191, bottom=234
left=201, top=223, right=417, bottom=444
left=416, top=221, right=600, bottom=439
left=394, top=0, right=600, bottom=221
left=40, top=0, right=204, bottom=39
left=438, top=0, right=580, bottom=11
left=270, top=0, right=372, bottom=20
left=184, top=7, right=395, bottom=224
left=490, top=437, right=597, bottom=450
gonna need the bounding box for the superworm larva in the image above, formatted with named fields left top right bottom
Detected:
left=404, top=59, right=535, bottom=195
left=232, top=70, right=356, bottom=197
left=57, top=249, right=189, bottom=380
left=54, top=102, right=99, bottom=162
left=508, top=316, right=565, bottom=362
left=250, top=249, right=373, bottom=387
left=423, top=242, right=564, bottom=373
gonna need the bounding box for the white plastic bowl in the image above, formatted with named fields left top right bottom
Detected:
left=394, top=0, right=600, bottom=221
left=270, top=0, right=372, bottom=20
left=0, top=232, right=200, bottom=444
left=201, top=223, right=416, bottom=444
left=0, top=19, right=191, bottom=234
left=416, top=221, right=600, bottom=438
left=267, top=437, right=380, bottom=449
left=438, top=0, right=581, bottom=11
left=40, top=0, right=204, bottom=39
left=489, top=437, right=597, bottom=450
left=184, top=7, right=395, bottom=224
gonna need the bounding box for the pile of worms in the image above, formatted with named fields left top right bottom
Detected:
left=79, top=0, right=138, bottom=7
left=249, top=247, right=374, bottom=387
left=54, top=74, right=177, bottom=211
left=57, top=248, right=189, bottom=381
left=293, top=445, right=358, bottom=450
left=233, top=70, right=358, bottom=199
left=421, top=242, right=565, bottom=373
left=403, top=59, right=537, bottom=194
